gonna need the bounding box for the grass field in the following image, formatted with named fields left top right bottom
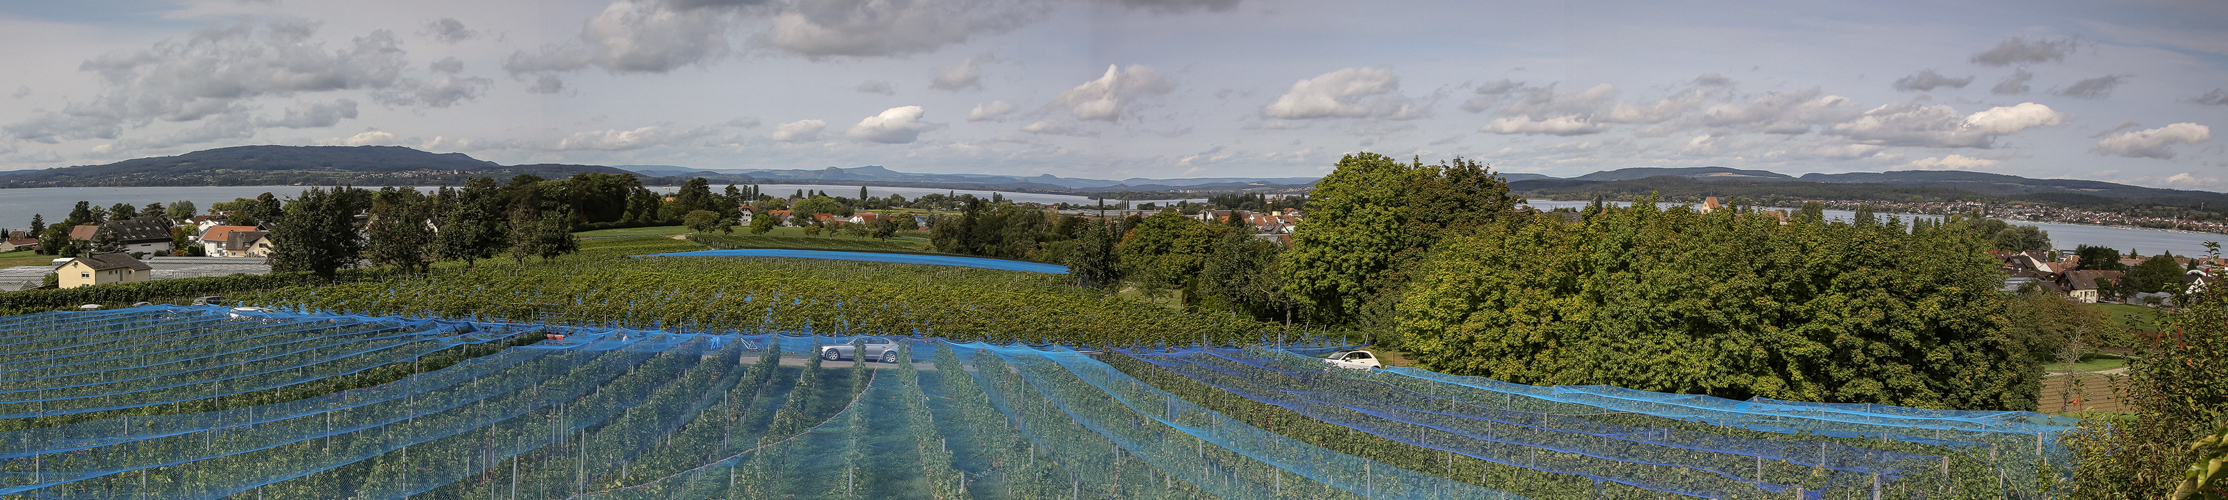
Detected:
left=695, top=227, right=931, bottom=252
left=2091, top=302, right=2164, bottom=331
left=2048, top=351, right=2130, bottom=373
left=571, top=225, right=696, bottom=237
left=0, top=252, right=50, bottom=268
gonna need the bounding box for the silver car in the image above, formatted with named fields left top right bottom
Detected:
left=821, top=337, right=901, bottom=363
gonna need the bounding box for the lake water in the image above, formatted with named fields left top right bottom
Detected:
left=0, top=184, right=1200, bottom=235
left=1524, top=200, right=2228, bottom=257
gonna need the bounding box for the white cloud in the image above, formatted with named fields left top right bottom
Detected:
left=1907, top=154, right=2001, bottom=170
left=1052, top=64, right=1174, bottom=121
left=557, top=126, right=672, bottom=151
left=931, top=57, right=986, bottom=91
left=1970, top=36, right=2079, bottom=67
left=1479, top=116, right=1608, bottom=136
left=341, top=131, right=399, bottom=146
left=855, top=80, right=895, bottom=95
left=1890, top=69, right=1973, bottom=92
left=967, top=100, right=1016, bottom=122
left=504, top=2, right=731, bottom=74
left=2092, top=123, right=2212, bottom=159
left=846, top=106, right=935, bottom=143
left=1828, top=102, right=2068, bottom=148
left=1261, top=67, right=1427, bottom=120
left=772, top=119, right=826, bottom=142
left=1695, top=88, right=1859, bottom=134
left=1020, top=120, right=1077, bottom=135
left=1109, top=0, right=1242, bottom=13
left=260, top=99, right=358, bottom=129
left=372, top=75, right=492, bottom=108
left=761, top=0, right=1047, bottom=58
left=4, top=18, right=407, bottom=144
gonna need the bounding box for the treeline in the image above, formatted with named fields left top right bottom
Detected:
left=1396, top=202, right=2037, bottom=409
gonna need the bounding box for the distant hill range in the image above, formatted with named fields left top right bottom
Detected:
left=1504, top=166, right=2228, bottom=207
left=0, top=145, right=633, bottom=188
left=623, top=164, right=1323, bottom=194
left=3, top=147, right=2220, bottom=206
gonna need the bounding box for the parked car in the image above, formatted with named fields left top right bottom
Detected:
left=191, top=296, right=225, bottom=306
left=76, top=304, right=101, bottom=310
left=1323, top=350, right=1383, bottom=370
left=822, top=337, right=902, bottom=363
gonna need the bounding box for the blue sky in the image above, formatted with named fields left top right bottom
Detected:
left=0, top=0, right=2224, bottom=187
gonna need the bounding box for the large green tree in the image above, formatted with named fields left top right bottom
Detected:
left=269, top=186, right=366, bottom=279
left=2076, top=244, right=2126, bottom=271
left=1116, top=212, right=1220, bottom=298
left=366, top=187, right=436, bottom=273
left=1280, top=153, right=1521, bottom=325
left=1398, top=205, right=2032, bottom=410
left=1992, top=224, right=2051, bottom=253
left=2130, top=253, right=2187, bottom=295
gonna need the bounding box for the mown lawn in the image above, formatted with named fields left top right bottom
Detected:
left=696, top=227, right=930, bottom=252
left=2090, top=302, right=2163, bottom=331
left=0, top=252, right=51, bottom=268
left=572, top=225, right=696, bottom=237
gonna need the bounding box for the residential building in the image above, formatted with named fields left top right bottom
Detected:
left=199, top=225, right=258, bottom=256
left=1700, top=197, right=1723, bottom=214
left=220, top=230, right=275, bottom=258
left=103, top=218, right=176, bottom=256
left=54, top=254, right=151, bottom=289
left=2057, top=270, right=2123, bottom=304
left=0, top=239, right=36, bottom=253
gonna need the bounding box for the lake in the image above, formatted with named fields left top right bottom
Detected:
left=1524, top=200, right=2228, bottom=257
left=0, top=184, right=1200, bottom=235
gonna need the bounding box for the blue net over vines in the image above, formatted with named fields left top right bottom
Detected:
left=0, top=308, right=2070, bottom=499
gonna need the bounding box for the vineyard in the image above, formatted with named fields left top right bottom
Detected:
left=0, top=306, right=2076, bottom=499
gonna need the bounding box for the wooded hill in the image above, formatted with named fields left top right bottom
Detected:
left=1509, top=167, right=2228, bottom=207
left=0, top=146, right=632, bottom=188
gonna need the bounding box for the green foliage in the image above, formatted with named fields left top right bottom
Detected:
left=2132, top=253, right=2188, bottom=295
left=682, top=210, right=723, bottom=234
left=2068, top=286, right=2228, bottom=498
left=232, top=254, right=1291, bottom=347
left=2178, top=425, right=2228, bottom=500
left=0, top=266, right=402, bottom=315
left=367, top=187, right=436, bottom=273
left=270, top=186, right=367, bottom=279
left=1398, top=205, right=2032, bottom=410
left=1063, top=218, right=1124, bottom=289
left=2078, top=245, right=2128, bottom=271
left=1281, top=153, right=1520, bottom=325
left=1117, top=211, right=1220, bottom=293
left=1198, top=231, right=1289, bottom=322
left=1994, top=224, right=2053, bottom=253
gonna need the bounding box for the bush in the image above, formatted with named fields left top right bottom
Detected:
left=2067, top=286, right=2228, bottom=497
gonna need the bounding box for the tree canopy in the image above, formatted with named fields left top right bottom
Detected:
left=1397, top=203, right=2032, bottom=410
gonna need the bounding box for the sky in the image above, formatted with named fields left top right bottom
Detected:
left=0, top=0, right=2224, bottom=187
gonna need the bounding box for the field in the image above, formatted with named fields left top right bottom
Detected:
left=2089, top=302, right=2162, bottom=332
left=0, top=244, right=2084, bottom=499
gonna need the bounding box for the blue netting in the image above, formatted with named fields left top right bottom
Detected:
left=0, top=309, right=2076, bottom=499
left=633, top=249, right=1071, bottom=274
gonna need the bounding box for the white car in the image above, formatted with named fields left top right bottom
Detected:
left=1323, top=350, right=1383, bottom=370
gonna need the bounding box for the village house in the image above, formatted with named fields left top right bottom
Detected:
left=190, top=214, right=229, bottom=231
left=2056, top=270, right=2123, bottom=304
left=71, top=218, right=175, bottom=256
left=0, top=239, right=37, bottom=253
left=1699, top=197, right=1723, bottom=214
left=198, top=225, right=259, bottom=256
left=54, top=253, right=151, bottom=289
left=219, top=230, right=276, bottom=258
